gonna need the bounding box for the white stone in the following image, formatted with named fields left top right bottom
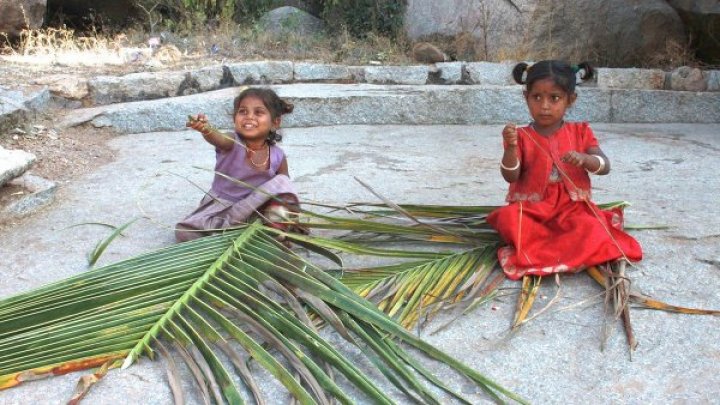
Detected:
left=0, top=146, right=35, bottom=187
left=226, top=61, right=294, bottom=85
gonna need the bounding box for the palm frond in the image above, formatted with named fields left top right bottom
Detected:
left=339, top=247, right=499, bottom=329
left=0, top=222, right=525, bottom=404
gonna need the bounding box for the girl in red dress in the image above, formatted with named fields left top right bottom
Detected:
left=487, top=60, right=642, bottom=280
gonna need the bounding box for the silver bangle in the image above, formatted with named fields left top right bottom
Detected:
left=590, top=155, right=605, bottom=174
left=501, top=159, right=521, bottom=171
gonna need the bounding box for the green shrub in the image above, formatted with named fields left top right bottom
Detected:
left=321, top=0, right=406, bottom=37
left=133, top=0, right=406, bottom=38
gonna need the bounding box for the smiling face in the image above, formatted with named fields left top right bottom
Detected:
left=524, top=78, right=577, bottom=135
left=233, top=95, right=281, bottom=142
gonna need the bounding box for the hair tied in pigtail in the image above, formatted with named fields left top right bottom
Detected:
left=573, top=62, right=594, bottom=82
left=511, top=62, right=530, bottom=85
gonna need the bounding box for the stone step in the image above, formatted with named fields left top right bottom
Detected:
left=0, top=86, right=50, bottom=134
left=0, top=146, right=36, bottom=187
left=62, top=83, right=720, bottom=134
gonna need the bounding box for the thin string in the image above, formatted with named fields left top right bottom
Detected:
left=516, top=126, right=632, bottom=265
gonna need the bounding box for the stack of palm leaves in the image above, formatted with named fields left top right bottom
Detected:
left=291, top=198, right=719, bottom=347
left=1, top=189, right=718, bottom=404
left=0, top=221, right=525, bottom=404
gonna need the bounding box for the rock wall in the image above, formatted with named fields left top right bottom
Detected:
left=405, top=0, right=688, bottom=66
left=0, top=0, right=47, bottom=37
left=667, top=0, right=720, bottom=65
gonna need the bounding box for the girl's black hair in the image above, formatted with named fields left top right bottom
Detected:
left=512, top=60, right=594, bottom=94
left=233, top=87, right=294, bottom=144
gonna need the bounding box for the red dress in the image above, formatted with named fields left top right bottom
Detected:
left=487, top=122, right=643, bottom=280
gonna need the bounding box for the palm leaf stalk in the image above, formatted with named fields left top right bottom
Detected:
left=0, top=222, right=526, bottom=404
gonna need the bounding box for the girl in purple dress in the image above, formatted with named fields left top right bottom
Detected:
left=175, top=88, right=300, bottom=242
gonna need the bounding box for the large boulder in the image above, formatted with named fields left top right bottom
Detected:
left=404, top=0, right=687, bottom=67
left=257, top=6, right=325, bottom=37
left=0, top=0, right=46, bottom=37
left=667, top=0, right=720, bottom=65
left=526, top=0, right=686, bottom=66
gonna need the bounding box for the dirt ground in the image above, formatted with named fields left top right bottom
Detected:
left=0, top=108, right=118, bottom=227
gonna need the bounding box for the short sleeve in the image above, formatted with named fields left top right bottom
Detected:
left=579, top=122, right=599, bottom=152
left=270, top=146, right=286, bottom=174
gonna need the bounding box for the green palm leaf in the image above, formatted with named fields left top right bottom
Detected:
left=0, top=222, right=525, bottom=404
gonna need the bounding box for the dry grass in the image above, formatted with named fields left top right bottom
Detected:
left=648, top=38, right=703, bottom=70
left=0, top=21, right=413, bottom=72
left=0, top=27, right=135, bottom=66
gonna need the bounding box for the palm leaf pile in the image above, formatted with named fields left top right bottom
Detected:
left=0, top=221, right=525, bottom=404
left=1, top=193, right=718, bottom=404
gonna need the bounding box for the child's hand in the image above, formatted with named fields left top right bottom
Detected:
left=562, top=151, right=589, bottom=167
left=186, top=113, right=209, bottom=134
left=502, top=123, right=518, bottom=148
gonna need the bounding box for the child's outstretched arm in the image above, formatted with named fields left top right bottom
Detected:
left=562, top=146, right=611, bottom=175
left=187, top=113, right=235, bottom=152
left=500, top=123, right=521, bottom=182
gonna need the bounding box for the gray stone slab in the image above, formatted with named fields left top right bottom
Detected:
left=610, top=89, right=720, bottom=123
left=597, top=68, right=667, bottom=90
left=293, top=62, right=353, bottom=82
left=0, top=86, right=50, bottom=132
left=226, top=61, right=294, bottom=84
left=363, top=65, right=429, bottom=84
left=433, top=61, right=464, bottom=84
left=0, top=123, right=719, bottom=404
left=190, top=65, right=228, bottom=92
left=0, top=146, right=35, bottom=187
left=62, top=84, right=719, bottom=135
left=3, top=173, right=57, bottom=216
left=466, top=62, right=515, bottom=85
left=89, top=71, right=188, bottom=105
left=708, top=70, right=720, bottom=92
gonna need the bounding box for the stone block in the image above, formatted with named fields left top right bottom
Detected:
left=669, top=66, right=708, bottom=92
left=363, top=66, right=428, bottom=85
left=226, top=61, right=294, bottom=85
left=4, top=173, right=57, bottom=216
left=465, top=62, right=515, bottom=85
left=89, top=71, right=187, bottom=105
left=434, top=62, right=463, bottom=84
left=705, top=70, right=719, bottom=92
left=597, top=68, right=666, bottom=90
left=0, top=146, right=35, bottom=187
left=294, top=63, right=353, bottom=82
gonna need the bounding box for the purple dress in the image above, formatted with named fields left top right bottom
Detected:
left=211, top=135, right=286, bottom=201
left=175, top=134, right=297, bottom=242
